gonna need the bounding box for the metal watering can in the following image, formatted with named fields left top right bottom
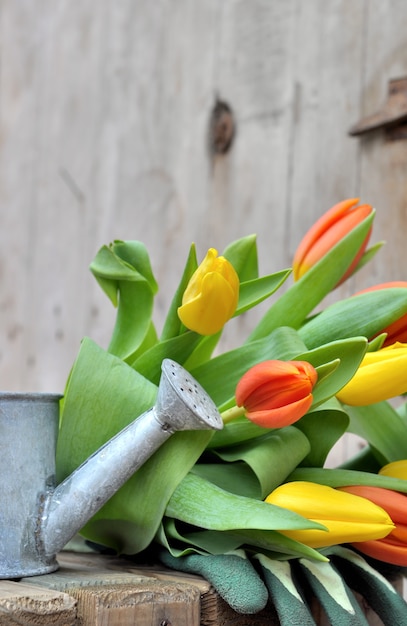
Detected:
left=0, top=359, right=223, bottom=579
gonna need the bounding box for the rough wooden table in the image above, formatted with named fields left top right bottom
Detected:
left=0, top=551, right=402, bottom=625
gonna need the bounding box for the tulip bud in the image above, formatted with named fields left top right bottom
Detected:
left=379, top=460, right=407, bottom=480
left=265, top=481, right=394, bottom=549
left=235, top=360, right=317, bottom=428
left=355, top=282, right=407, bottom=347
left=336, top=342, right=407, bottom=406
left=292, top=198, right=373, bottom=284
left=340, top=484, right=407, bottom=566
left=178, top=248, right=239, bottom=335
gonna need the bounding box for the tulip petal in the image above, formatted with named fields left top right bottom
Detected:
left=246, top=394, right=314, bottom=428
left=351, top=537, right=407, bottom=566
left=300, top=206, right=372, bottom=280
left=178, top=272, right=237, bottom=335
left=339, top=485, right=407, bottom=525
left=293, top=198, right=360, bottom=279
left=337, top=343, right=407, bottom=405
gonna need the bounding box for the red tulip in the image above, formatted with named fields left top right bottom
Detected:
left=292, top=198, right=373, bottom=284
left=339, top=485, right=407, bottom=566
left=355, top=282, right=407, bottom=347
left=235, top=360, right=318, bottom=428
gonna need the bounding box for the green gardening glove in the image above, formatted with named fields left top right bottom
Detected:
left=159, top=549, right=269, bottom=614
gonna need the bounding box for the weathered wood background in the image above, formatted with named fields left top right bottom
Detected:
left=1, top=1, right=407, bottom=464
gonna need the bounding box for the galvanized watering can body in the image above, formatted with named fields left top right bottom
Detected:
left=0, top=359, right=223, bottom=579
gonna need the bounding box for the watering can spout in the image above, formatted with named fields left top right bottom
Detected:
left=0, top=360, right=223, bottom=578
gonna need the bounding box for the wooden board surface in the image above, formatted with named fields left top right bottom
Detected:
left=0, top=551, right=400, bottom=625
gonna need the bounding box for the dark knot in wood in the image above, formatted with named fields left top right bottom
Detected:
left=209, top=100, right=235, bottom=154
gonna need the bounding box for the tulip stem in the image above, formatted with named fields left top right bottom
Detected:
left=221, top=405, right=246, bottom=424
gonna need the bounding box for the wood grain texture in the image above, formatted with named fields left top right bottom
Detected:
left=0, top=1, right=406, bottom=467
left=0, top=580, right=76, bottom=625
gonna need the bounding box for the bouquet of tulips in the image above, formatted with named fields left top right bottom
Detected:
left=57, top=199, right=407, bottom=624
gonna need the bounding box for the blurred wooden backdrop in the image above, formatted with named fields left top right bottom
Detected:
left=1, top=1, right=407, bottom=461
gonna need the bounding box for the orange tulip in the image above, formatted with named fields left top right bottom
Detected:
left=235, top=360, right=317, bottom=428
left=340, top=485, right=407, bottom=566
left=355, top=282, right=407, bottom=347
left=292, top=198, right=373, bottom=284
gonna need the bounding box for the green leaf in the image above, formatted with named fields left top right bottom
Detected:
left=208, top=416, right=270, bottom=448
left=166, top=472, right=326, bottom=531
left=295, top=337, right=368, bottom=408
left=288, top=467, right=407, bottom=493
left=352, top=241, right=384, bottom=275
left=222, top=234, right=259, bottom=282
left=90, top=241, right=158, bottom=359
left=130, top=331, right=202, bottom=384
left=295, top=402, right=349, bottom=467
left=160, top=243, right=198, bottom=340
left=213, top=427, right=311, bottom=498
left=299, top=288, right=407, bottom=349
left=345, top=401, right=407, bottom=463
left=182, top=332, right=222, bottom=370
left=192, top=462, right=261, bottom=498
left=235, top=270, right=291, bottom=316
left=57, top=337, right=158, bottom=471
left=160, top=518, right=246, bottom=555
left=247, top=210, right=375, bottom=341
left=235, top=529, right=328, bottom=561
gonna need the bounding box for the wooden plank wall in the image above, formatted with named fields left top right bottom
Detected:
left=0, top=1, right=406, bottom=465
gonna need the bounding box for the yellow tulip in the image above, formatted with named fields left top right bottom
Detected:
left=178, top=248, right=239, bottom=335
left=265, top=481, right=394, bottom=549
left=379, top=460, right=407, bottom=480
left=336, top=342, right=407, bottom=406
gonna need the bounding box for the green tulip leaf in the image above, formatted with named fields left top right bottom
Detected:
left=192, top=462, right=262, bottom=498
left=299, top=288, right=407, bottom=349
left=352, top=240, right=384, bottom=275
left=159, top=518, right=327, bottom=561
left=208, top=415, right=270, bottom=448
left=130, top=331, right=202, bottom=384
left=295, top=337, right=368, bottom=408
left=160, top=243, right=198, bottom=340
left=182, top=332, right=222, bottom=370
left=222, top=234, right=259, bottom=282
left=57, top=337, right=158, bottom=465
left=289, top=467, right=407, bottom=494
left=212, top=427, right=311, bottom=498
left=166, top=472, right=325, bottom=532
left=295, top=402, right=350, bottom=467
left=90, top=241, right=159, bottom=360
left=345, top=401, right=407, bottom=463
left=231, top=529, right=328, bottom=561
left=247, top=210, right=375, bottom=341
left=160, top=518, right=246, bottom=555
left=235, top=270, right=291, bottom=316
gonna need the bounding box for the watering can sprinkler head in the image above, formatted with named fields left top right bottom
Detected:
left=0, top=359, right=223, bottom=578
left=155, top=358, right=223, bottom=432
